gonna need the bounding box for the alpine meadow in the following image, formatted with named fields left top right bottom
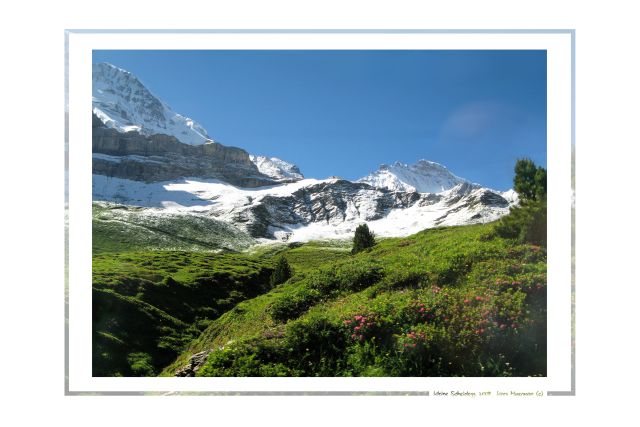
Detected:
left=90, top=52, right=547, bottom=378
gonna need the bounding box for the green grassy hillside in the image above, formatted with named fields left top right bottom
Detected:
left=93, top=251, right=275, bottom=376
left=93, top=202, right=256, bottom=254
left=154, top=223, right=547, bottom=377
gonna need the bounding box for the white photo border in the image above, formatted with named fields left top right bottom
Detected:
left=65, top=29, right=574, bottom=396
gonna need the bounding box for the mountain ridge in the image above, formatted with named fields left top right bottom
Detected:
left=358, top=159, right=468, bottom=194
left=91, top=63, right=517, bottom=243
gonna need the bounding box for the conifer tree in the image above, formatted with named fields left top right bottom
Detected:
left=496, top=158, right=547, bottom=246
left=514, top=158, right=547, bottom=201
left=352, top=223, right=375, bottom=254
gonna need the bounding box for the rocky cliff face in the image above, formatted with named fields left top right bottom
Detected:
left=93, top=115, right=290, bottom=187
left=92, top=63, right=304, bottom=187
left=240, top=180, right=509, bottom=240
left=236, top=180, right=423, bottom=238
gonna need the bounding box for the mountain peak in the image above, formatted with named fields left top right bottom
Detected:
left=249, top=155, right=304, bottom=182
left=92, top=62, right=211, bottom=146
left=95, top=62, right=131, bottom=75
left=358, top=159, right=467, bottom=193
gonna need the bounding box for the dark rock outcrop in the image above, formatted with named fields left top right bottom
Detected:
left=175, top=350, right=211, bottom=377
left=235, top=180, right=442, bottom=239
left=93, top=114, right=288, bottom=187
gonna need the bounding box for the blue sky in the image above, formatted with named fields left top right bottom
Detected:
left=93, top=50, right=546, bottom=191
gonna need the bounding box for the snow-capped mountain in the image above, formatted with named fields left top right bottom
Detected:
left=91, top=63, right=517, bottom=244
left=92, top=63, right=304, bottom=186
left=249, top=155, right=304, bottom=181
left=358, top=160, right=467, bottom=193
left=93, top=62, right=212, bottom=146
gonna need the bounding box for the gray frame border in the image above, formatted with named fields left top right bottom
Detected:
left=64, top=28, right=575, bottom=396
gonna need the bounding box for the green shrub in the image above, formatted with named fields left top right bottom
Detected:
left=436, top=253, right=473, bottom=285
left=198, top=340, right=302, bottom=377
left=379, top=269, right=425, bottom=290
left=284, top=316, right=349, bottom=376
left=270, top=256, right=292, bottom=287
left=495, top=199, right=547, bottom=246
left=308, top=262, right=384, bottom=294
left=127, top=352, right=155, bottom=376
left=268, top=286, right=322, bottom=322
left=334, top=262, right=384, bottom=292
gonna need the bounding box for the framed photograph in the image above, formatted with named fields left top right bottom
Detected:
left=66, top=30, right=573, bottom=395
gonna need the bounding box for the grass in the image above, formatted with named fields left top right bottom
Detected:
left=92, top=250, right=277, bottom=376
left=159, top=223, right=545, bottom=377
left=93, top=202, right=255, bottom=253
left=92, top=217, right=546, bottom=377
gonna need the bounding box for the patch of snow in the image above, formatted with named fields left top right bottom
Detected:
left=501, top=189, right=520, bottom=204
left=93, top=174, right=326, bottom=213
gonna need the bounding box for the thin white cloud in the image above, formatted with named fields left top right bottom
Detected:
left=440, top=101, right=507, bottom=140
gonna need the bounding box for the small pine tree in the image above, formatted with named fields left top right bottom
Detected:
left=352, top=223, right=375, bottom=254
left=514, top=158, right=547, bottom=201
left=270, top=256, right=292, bottom=287
left=496, top=158, right=548, bottom=246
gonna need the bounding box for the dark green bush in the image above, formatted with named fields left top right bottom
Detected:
left=199, top=316, right=349, bottom=377
left=335, top=262, right=384, bottom=292
left=495, top=199, right=547, bottom=247
left=284, top=316, right=349, bottom=376
left=270, top=256, right=292, bottom=287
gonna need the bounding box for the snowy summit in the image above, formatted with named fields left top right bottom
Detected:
left=92, top=62, right=212, bottom=146
left=358, top=159, right=467, bottom=194
left=249, top=155, right=304, bottom=182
